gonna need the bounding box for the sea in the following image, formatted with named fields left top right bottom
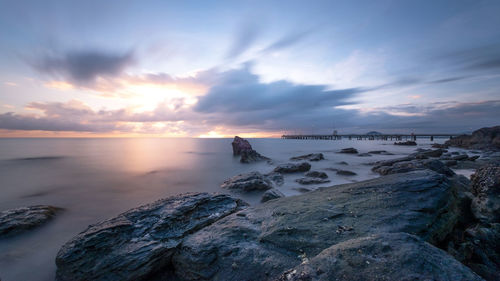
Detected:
left=0, top=137, right=472, bottom=281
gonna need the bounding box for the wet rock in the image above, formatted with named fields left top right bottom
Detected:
left=470, top=164, right=500, bottom=223
left=468, top=155, right=480, bottom=161
left=261, top=189, right=285, bottom=203
left=277, top=233, right=484, bottom=281
left=357, top=152, right=372, bottom=157
left=339, top=147, right=358, bottom=154
left=444, top=160, right=458, bottom=167
left=373, top=159, right=455, bottom=177
left=295, top=177, right=331, bottom=185
left=337, top=161, right=349, bottom=165
left=416, top=148, right=447, bottom=158
left=453, top=154, right=469, bottom=161
left=368, top=150, right=394, bottom=155
left=336, top=170, right=357, bottom=176
left=305, top=171, right=328, bottom=179
left=55, top=193, right=247, bottom=281
left=433, top=143, right=450, bottom=149
left=274, top=162, right=311, bottom=173
left=394, top=140, right=417, bottom=146
left=290, top=153, right=324, bottom=161
left=265, top=172, right=285, bottom=186
left=231, top=136, right=269, bottom=163
left=0, top=205, right=61, bottom=238
left=221, top=171, right=273, bottom=192
left=445, top=126, right=500, bottom=150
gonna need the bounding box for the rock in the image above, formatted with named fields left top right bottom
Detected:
left=231, top=136, right=269, bottom=163
left=221, top=171, right=273, bottom=192
left=171, top=170, right=469, bottom=281
left=357, top=153, right=372, bottom=157
left=339, top=147, right=358, bottom=154
left=295, top=177, right=331, bottom=185
left=445, top=160, right=458, bottom=167
left=231, top=136, right=252, bottom=155
left=373, top=159, right=455, bottom=177
left=416, top=148, right=447, bottom=158
left=293, top=187, right=313, bottom=193
left=453, top=154, right=469, bottom=161
left=274, top=162, right=311, bottom=173
left=470, top=164, right=500, bottom=223
left=468, top=155, right=480, bottom=161
left=337, top=161, right=349, bottom=165
left=433, top=143, right=450, bottom=149
left=55, top=193, right=247, bottom=281
left=445, top=126, right=500, bottom=150
left=265, top=172, right=285, bottom=186
left=261, top=189, right=285, bottom=203
left=336, top=170, right=357, bottom=176
left=368, top=150, right=394, bottom=155
left=276, top=233, right=484, bottom=281
left=290, top=153, right=324, bottom=161
left=0, top=205, right=61, bottom=238
left=305, top=171, right=328, bottom=179
left=394, top=140, right=417, bottom=146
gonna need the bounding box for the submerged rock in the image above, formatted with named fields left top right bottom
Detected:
left=0, top=205, right=61, bottom=238
left=277, top=233, right=483, bottom=281
left=368, top=150, right=394, bottom=155
left=339, top=147, right=358, bottom=154
left=337, top=161, right=349, bottom=165
left=55, top=193, right=247, bottom=281
left=305, top=171, right=328, bottom=179
left=261, top=189, right=285, bottom=203
left=357, top=152, right=372, bottom=157
left=274, top=162, right=311, bottom=173
left=336, top=169, right=357, bottom=176
left=394, top=140, right=417, bottom=146
left=290, top=153, right=324, bottom=161
left=221, top=171, right=273, bottom=192
left=295, top=177, right=331, bottom=185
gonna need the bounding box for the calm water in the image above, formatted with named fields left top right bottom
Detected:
left=0, top=137, right=446, bottom=281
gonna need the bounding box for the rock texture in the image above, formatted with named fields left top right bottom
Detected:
left=373, top=158, right=455, bottom=177
left=290, top=153, right=324, bottom=161
left=221, top=172, right=273, bottom=192
left=261, top=189, right=285, bottom=203
left=305, top=171, right=328, bottom=179
left=295, top=177, right=330, bottom=185
left=445, top=126, right=500, bottom=150
left=0, top=205, right=61, bottom=238
left=470, top=164, right=500, bottom=223
left=55, top=193, right=247, bottom=281
left=274, top=162, right=311, bottom=173
left=231, top=136, right=269, bottom=163
left=277, top=233, right=483, bottom=281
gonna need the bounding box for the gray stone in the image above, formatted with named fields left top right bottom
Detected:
left=373, top=159, right=455, bottom=177
left=305, top=171, right=328, bottom=179
left=470, top=164, right=500, bottom=223
left=221, top=171, right=273, bottom=192
left=336, top=170, right=357, bottom=176
left=290, top=153, right=324, bottom=161
left=261, top=189, right=285, bottom=203
left=274, top=162, right=311, bottom=173
left=295, top=177, right=331, bottom=185
left=55, top=193, right=247, bottom=281
left=453, top=154, right=469, bottom=161
left=339, top=147, right=358, bottom=154
left=0, top=205, right=61, bottom=238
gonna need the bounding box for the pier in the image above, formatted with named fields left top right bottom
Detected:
left=281, top=133, right=461, bottom=141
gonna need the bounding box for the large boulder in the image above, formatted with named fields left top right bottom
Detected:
left=277, top=233, right=484, bottom=281
left=231, top=136, right=269, bottom=163
left=290, top=153, right=324, bottom=161
left=372, top=157, right=455, bottom=177
left=470, top=164, right=500, bottom=223
left=445, top=126, right=500, bottom=150
left=274, top=162, right=311, bottom=173
left=0, top=205, right=61, bottom=238
left=231, top=136, right=252, bottom=155
left=221, top=171, right=273, bottom=192
left=55, top=193, right=247, bottom=281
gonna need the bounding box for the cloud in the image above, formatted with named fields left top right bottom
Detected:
left=226, top=23, right=260, bottom=59
left=32, top=49, right=134, bottom=86
left=260, top=29, right=311, bottom=54
left=432, top=43, right=500, bottom=72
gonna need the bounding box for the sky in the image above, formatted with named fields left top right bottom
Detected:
left=0, top=0, right=499, bottom=137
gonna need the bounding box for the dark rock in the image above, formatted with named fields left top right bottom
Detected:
left=394, top=140, right=417, bottom=146
left=290, top=153, right=324, bottom=162
left=274, top=162, right=311, bottom=173
left=265, top=172, right=285, bottom=186
left=336, top=170, right=357, bottom=176
left=468, top=155, right=480, bottom=161
left=339, top=147, right=358, bottom=154
left=0, top=205, right=61, bottom=238
left=277, top=233, right=484, bottom=281
left=55, top=193, right=247, bottom=281
left=295, top=177, right=331, bottom=185
left=231, top=136, right=269, bottom=163
left=445, top=126, right=500, bottom=150
left=368, top=150, right=394, bottom=155
left=445, top=160, right=458, bottom=167
left=261, top=189, right=285, bottom=203
left=221, top=171, right=273, bottom=192
left=337, top=161, right=349, bottom=165
left=433, top=143, right=450, bottom=149
left=373, top=159, right=455, bottom=177
left=416, top=148, right=447, bottom=158
left=171, top=170, right=469, bottom=281
left=453, top=154, right=469, bottom=161
left=305, top=171, right=328, bottom=179
left=357, top=153, right=372, bottom=157
left=470, top=164, right=500, bottom=223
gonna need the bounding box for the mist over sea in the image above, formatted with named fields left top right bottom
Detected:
left=0, top=137, right=458, bottom=281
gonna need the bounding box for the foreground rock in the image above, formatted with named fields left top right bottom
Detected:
left=221, top=172, right=273, bottom=191
left=261, top=188, right=285, bottom=203
left=274, top=162, right=311, bottom=173
left=231, top=136, right=269, bottom=163
left=290, top=153, right=324, bottom=161
left=470, top=164, right=500, bottom=223
left=55, top=193, right=247, bottom=281
left=56, top=170, right=478, bottom=281
left=0, top=205, right=61, bottom=238
left=339, top=147, right=358, bottom=154
left=445, top=125, right=500, bottom=150
left=278, top=233, right=483, bottom=281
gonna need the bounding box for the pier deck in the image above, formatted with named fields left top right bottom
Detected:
left=281, top=134, right=462, bottom=141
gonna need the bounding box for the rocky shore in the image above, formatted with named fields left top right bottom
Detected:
left=51, top=131, right=500, bottom=281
